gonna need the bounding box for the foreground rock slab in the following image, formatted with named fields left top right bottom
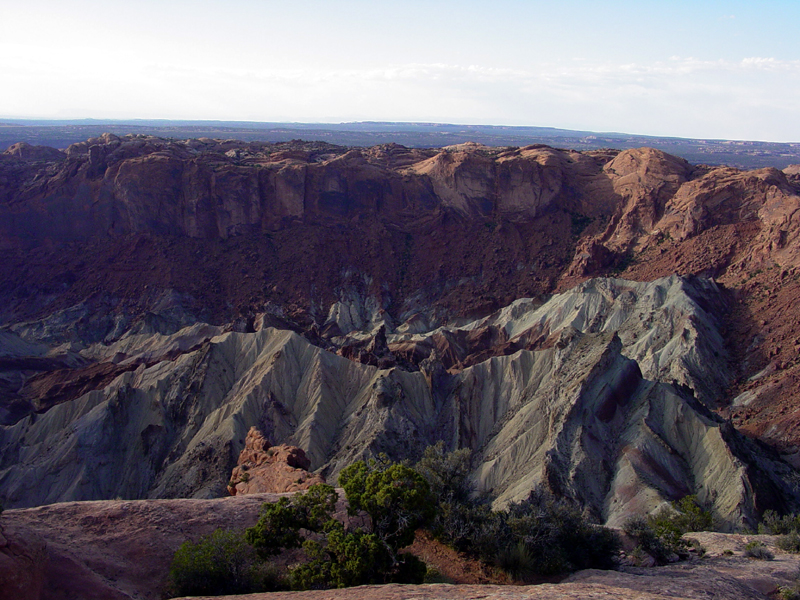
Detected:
left=3, top=495, right=800, bottom=600
left=177, top=584, right=687, bottom=600
left=0, top=495, right=282, bottom=600
left=179, top=545, right=800, bottom=600
left=175, top=561, right=782, bottom=600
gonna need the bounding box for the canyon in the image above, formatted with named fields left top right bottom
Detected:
left=2, top=134, right=800, bottom=530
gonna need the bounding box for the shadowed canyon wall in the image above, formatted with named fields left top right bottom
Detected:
left=2, top=136, right=800, bottom=526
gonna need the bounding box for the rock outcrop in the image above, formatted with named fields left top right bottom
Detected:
left=3, top=136, right=800, bottom=530
left=1, top=495, right=281, bottom=600
left=0, top=519, right=48, bottom=600
left=3, top=141, right=64, bottom=162
left=1, top=139, right=798, bottom=416
left=227, top=427, right=325, bottom=495
left=0, top=137, right=610, bottom=247
left=1, top=276, right=797, bottom=528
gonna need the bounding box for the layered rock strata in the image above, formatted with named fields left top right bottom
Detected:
left=3, top=139, right=800, bottom=454
left=4, top=137, right=800, bottom=529
left=1, top=276, right=797, bottom=528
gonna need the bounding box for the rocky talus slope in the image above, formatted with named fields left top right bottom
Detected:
left=2, top=136, right=800, bottom=527
left=1, top=275, right=798, bottom=527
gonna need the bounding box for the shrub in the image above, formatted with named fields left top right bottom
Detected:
left=246, top=483, right=339, bottom=558
left=416, top=445, right=619, bottom=579
left=626, top=495, right=714, bottom=564
left=339, top=458, right=435, bottom=551
left=415, top=444, right=500, bottom=554
left=648, top=495, right=713, bottom=542
left=168, top=529, right=277, bottom=596
left=497, top=542, right=537, bottom=580
left=423, top=566, right=454, bottom=584
left=246, top=464, right=432, bottom=590
left=392, top=552, right=428, bottom=584
left=780, top=584, right=800, bottom=600
left=759, top=510, right=800, bottom=535
left=429, top=494, right=496, bottom=552
left=744, top=541, right=774, bottom=560
left=246, top=483, right=401, bottom=589
left=415, top=441, right=473, bottom=504
left=670, top=496, right=715, bottom=532
left=461, top=505, right=510, bottom=559
left=499, top=488, right=620, bottom=576
left=778, top=532, right=800, bottom=554
left=623, top=516, right=677, bottom=564
left=686, top=538, right=706, bottom=558
left=289, top=523, right=394, bottom=589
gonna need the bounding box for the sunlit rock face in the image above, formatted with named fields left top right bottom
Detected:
left=3, top=137, right=800, bottom=528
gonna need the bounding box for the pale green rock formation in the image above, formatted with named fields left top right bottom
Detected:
left=1, top=276, right=797, bottom=529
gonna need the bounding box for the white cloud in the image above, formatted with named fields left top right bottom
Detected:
left=1, top=53, right=799, bottom=141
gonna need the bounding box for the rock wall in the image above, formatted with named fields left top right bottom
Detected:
left=4, top=137, right=800, bottom=526
left=0, top=137, right=613, bottom=246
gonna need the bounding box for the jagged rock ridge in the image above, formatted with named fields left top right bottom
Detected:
left=3, top=138, right=800, bottom=455
left=4, top=136, right=800, bottom=530
left=1, top=275, right=797, bottom=528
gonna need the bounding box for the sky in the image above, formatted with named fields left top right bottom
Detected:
left=1, top=0, right=799, bottom=142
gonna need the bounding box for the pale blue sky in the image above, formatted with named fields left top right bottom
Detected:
left=1, top=0, right=799, bottom=141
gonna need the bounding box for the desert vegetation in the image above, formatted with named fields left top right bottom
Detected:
left=167, top=447, right=800, bottom=596
left=248, top=459, right=431, bottom=589
left=759, top=510, right=800, bottom=536
left=169, top=458, right=434, bottom=595
left=168, top=447, right=624, bottom=595
left=623, top=495, right=714, bottom=565
left=759, top=510, right=800, bottom=555
left=415, top=442, right=620, bottom=576
left=168, top=529, right=279, bottom=596
left=743, top=540, right=775, bottom=560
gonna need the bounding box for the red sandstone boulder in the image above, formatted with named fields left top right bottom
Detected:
left=227, top=427, right=325, bottom=495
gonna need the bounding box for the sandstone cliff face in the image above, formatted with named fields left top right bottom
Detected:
left=3, top=136, right=800, bottom=527
left=590, top=159, right=800, bottom=452
left=599, top=148, right=692, bottom=250
left=0, top=137, right=603, bottom=246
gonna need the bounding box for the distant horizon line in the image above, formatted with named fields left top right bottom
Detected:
left=2, top=117, right=797, bottom=145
